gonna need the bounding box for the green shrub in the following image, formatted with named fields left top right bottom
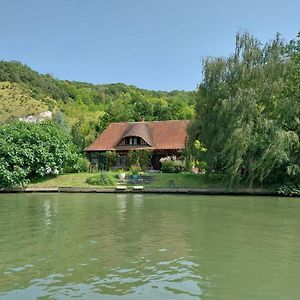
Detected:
left=0, top=121, right=79, bottom=188
left=105, top=151, right=120, bottom=170
left=86, top=172, right=117, bottom=186
left=276, top=183, right=300, bottom=196
left=62, top=157, right=90, bottom=174
left=128, top=150, right=152, bottom=171
left=161, top=160, right=176, bottom=173
left=161, top=160, right=184, bottom=173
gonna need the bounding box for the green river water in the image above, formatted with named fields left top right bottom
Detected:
left=0, top=193, right=299, bottom=299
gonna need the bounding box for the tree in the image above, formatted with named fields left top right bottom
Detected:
left=0, top=121, right=79, bottom=188
left=189, top=31, right=300, bottom=187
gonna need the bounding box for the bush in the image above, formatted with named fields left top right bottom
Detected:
left=161, top=160, right=175, bottom=173
left=62, top=157, right=90, bottom=174
left=0, top=121, right=79, bottom=188
left=161, top=160, right=184, bottom=173
left=128, top=150, right=152, bottom=171
left=86, top=172, right=117, bottom=186
left=276, top=183, right=300, bottom=196
left=105, top=151, right=119, bottom=170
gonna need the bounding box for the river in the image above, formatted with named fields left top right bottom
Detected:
left=0, top=193, right=299, bottom=299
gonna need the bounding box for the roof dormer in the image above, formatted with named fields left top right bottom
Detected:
left=116, top=122, right=152, bottom=147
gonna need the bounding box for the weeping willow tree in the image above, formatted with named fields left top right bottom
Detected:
left=188, top=32, right=300, bottom=187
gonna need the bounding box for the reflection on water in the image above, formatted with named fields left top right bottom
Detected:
left=133, top=194, right=144, bottom=210
left=43, top=199, right=58, bottom=228
left=116, top=194, right=128, bottom=221
left=0, top=193, right=300, bottom=299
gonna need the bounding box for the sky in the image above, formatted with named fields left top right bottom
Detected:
left=1, top=0, right=299, bottom=91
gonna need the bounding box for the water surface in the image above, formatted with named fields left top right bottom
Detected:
left=0, top=193, right=299, bottom=299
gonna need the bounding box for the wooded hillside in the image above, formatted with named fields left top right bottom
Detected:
left=0, top=61, right=196, bottom=149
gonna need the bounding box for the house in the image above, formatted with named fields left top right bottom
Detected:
left=84, top=120, right=190, bottom=170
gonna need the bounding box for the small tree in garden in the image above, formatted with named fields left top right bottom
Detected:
left=105, top=150, right=119, bottom=170
left=192, top=140, right=207, bottom=172
left=184, top=139, right=207, bottom=172
left=127, top=150, right=152, bottom=171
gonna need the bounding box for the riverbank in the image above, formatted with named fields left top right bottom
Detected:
left=28, top=172, right=226, bottom=189
left=1, top=173, right=298, bottom=197
left=0, top=186, right=282, bottom=196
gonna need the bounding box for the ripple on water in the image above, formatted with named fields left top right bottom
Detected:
left=1, top=256, right=202, bottom=299
left=84, top=256, right=203, bottom=298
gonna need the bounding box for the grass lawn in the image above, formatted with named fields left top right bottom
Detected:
left=29, top=173, right=93, bottom=188
left=146, top=173, right=225, bottom=189
left=29, top=172, right=226, bottom=189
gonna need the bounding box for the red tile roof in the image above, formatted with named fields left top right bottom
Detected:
left=85, top=120, right=190, bottom=151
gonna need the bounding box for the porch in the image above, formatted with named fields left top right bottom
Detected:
left=86, top=149, right=183, bottom=171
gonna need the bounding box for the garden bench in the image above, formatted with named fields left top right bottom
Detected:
left=115, top=186, right=127, bottom=191
left=133, top=186, right=144, bottom=190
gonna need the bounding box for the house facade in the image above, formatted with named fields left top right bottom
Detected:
left=84, top=120, right=190, bottom=170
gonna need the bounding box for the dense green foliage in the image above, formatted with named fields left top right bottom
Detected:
left=0, top=61, right=196, bottom=150
left=127, top=150, right=152, bottom=171
left=105, top=151, right=120, bottom=170
left=86, top=172, right=117, bottom=186
left=184, top=140, right=207, bottom=172
left=188, top=32, right=300, bottom=189
left=0, top=61, right=68, bottom=103
left=161, top=160, right=177, bottom=173
left=62, top=157, right=90, bottom=174
left=161, top=159, right=184, bottom=173
left=0, top=122, right=79, bottom=188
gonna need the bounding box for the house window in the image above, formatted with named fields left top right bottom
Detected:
left=130, top=137, right=137, bottom=145
left=126, top=137, right=140, bottom=146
